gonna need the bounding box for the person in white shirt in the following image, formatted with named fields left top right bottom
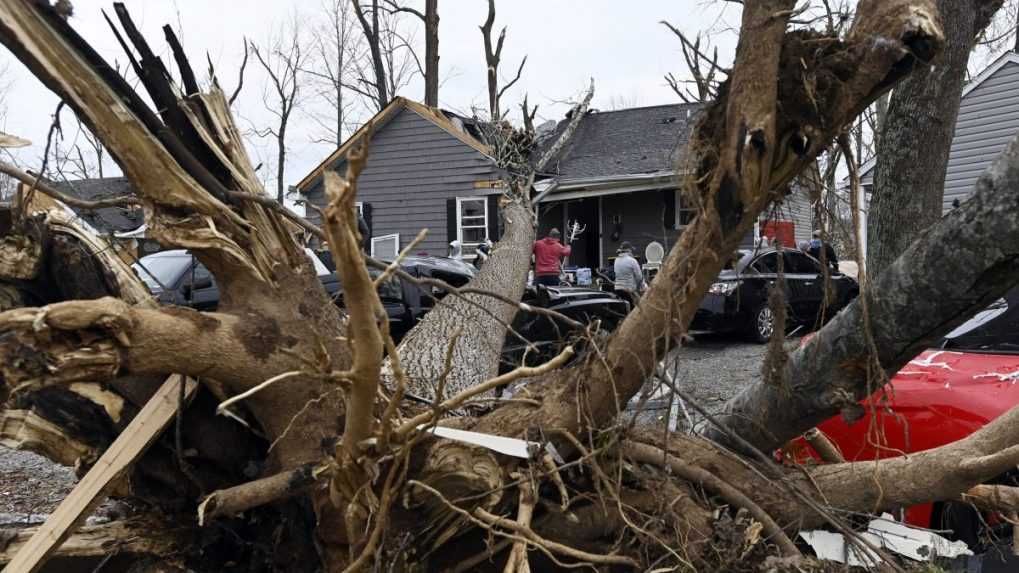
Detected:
left=613, top=241, right=645, bottom=307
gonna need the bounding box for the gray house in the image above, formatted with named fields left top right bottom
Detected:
left=297, top=98, right=814, bottom=268
left=296, top=97, right=504, bottom=260
left=535, top=103, right=815, bottom=270
left=860, top=51, right=1019, bottom=211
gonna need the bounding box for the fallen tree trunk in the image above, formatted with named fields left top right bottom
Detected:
left=0, top=516, right=187, bottom=565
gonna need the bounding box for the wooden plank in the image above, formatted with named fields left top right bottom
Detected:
left=4, top=375, right=198, bottom=573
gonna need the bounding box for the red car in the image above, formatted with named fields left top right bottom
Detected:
left=792, top=289, right=1019, bottom=547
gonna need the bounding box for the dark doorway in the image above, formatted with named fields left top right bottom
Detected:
left=563, top=198, right=600, bottom=270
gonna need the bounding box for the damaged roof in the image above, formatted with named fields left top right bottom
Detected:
left=538, top=102, right=704, bottom=181
left=52, top=177, right=144, bottom=234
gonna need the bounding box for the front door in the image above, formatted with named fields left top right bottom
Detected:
left=782, top=251, right=823, bottom=322
left=563, top=198, right=599, bottom=270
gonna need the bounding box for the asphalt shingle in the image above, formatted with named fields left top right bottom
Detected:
left=52, top=177, right=143, bottom=234
left=539, top=102, right=704, bottom=180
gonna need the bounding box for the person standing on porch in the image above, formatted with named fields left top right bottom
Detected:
left=613, top=241, right=645, bottom=307
left=532, top=228, right=571, bottom=287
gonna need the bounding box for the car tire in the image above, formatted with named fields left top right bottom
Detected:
left=748, top=303, right=777, bottom=344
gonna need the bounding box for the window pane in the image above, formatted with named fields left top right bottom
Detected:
left=753, top=253, right=779, bottom=274
left=462, top=228, right=487, bottom=243
left=678, top=208, right=696, bottom=226
left=373, top=236, right=399, bottom=261
left=783, top=252, right=819, bottom=274
left=460, top=200, right=485, bottom=218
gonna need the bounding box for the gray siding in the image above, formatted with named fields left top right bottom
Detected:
left=943, top=61, right=1019, bottom=212
left=599, top=190, right=681, bottom=269
left=861, top=58, right=1019, bottom=213
left=302, top=107, right=499, bottom=255
left=767, top=184, right=814, bottom=245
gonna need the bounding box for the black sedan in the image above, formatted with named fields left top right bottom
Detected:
left=691, top=248, right=859, bottom=343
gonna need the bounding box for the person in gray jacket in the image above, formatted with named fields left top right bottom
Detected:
left=613, top=241, right=645, bottom=307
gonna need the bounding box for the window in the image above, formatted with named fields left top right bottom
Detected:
left=188, top=262, right=214, bottom=286
left=674, top=190, right=696, bottom=228
left=456, top=197, right=488, bottom=258
left=752, top=253, right=780, bottom=274
left=355, top=202, right=364, bottom=217
left=783, top=252, right=820, bottom=274
left=371, top=234, right=400, bottom=261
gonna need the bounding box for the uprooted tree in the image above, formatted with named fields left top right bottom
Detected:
left=4, top=0, right=1019, bottom=571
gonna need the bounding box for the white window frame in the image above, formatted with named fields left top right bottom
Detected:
left=674, top=189, right=696, bottom=229
left=456, top=197, right=488, bottom=259
left=370, top=233, right=400, bottom=260
left=355, top=202, right=364, bottom=217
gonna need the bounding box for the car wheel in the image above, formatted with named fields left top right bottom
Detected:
left=749, top=303, right=776, bottom=344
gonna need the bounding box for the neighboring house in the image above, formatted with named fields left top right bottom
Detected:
left=535, top=103, right=814, bottom=271
left=860, top=51, right=1019, bottom=212
left=49, top=176, right=159, bottom=261
left=296, top=97, right=505, bottom=260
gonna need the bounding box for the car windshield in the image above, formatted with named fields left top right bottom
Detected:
left=943, top=287, right=1019, bottom=353
left=133, top=254, right=190, bottom=292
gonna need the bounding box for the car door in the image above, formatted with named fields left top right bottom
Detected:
left=783, top=251, right=823, bottom=322
left=180, top=257, right=218, bottom=311
left=748, top=251, right=793, bottom=309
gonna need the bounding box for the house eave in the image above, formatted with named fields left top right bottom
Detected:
left=538, top=171, right=684, bottom=202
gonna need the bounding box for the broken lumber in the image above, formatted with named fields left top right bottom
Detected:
left=4, top=375, right=198, bottom=573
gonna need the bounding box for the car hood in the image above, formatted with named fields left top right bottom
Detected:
left=716, top=270, right=739, bottom=281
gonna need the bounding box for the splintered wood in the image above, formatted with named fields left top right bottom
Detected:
left=4, top=375, right=198, bottom=573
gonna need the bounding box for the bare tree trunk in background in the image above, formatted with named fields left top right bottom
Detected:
left=481, top=0, right=525, bottom=120
left=250, top=26, right=305, bottom=203
left=867, top=0, right=1001, bottom=277
left=424, top=0, right=438, bottom=107
left=384, top=0, right=439, bottom=107
left=352, top=0, right=389, bottom=110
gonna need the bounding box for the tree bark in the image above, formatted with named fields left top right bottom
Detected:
left=352, top=0, right=389, bottom=110
left=387, top=197, right=533, bottom=402
left=424, top=0, right=439, bottom=107
left=868, top=0, right=1002, bottom=278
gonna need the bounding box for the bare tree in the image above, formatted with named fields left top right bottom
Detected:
left=305, top=0, right=362, bottom=146
left=250, top=20, right=305, bottom=203
left=49, top=111, right=108, bottom=180
left=385, top=0, right=439, bottom=107
left=350, top=0, right=419, bottom=111
left=480, top=0, right=525, bottom=120
left=660, top=22, right=722, bottom=103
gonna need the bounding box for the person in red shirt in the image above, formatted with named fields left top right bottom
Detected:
left=532, top=228, right=571, bottom=287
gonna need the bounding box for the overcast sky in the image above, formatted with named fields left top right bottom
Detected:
left=0, top=1, right=743, bottom=195
left=0, top=1, right=1009, bottom=199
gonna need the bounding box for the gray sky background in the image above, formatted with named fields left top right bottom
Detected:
left=0, top=0, right=1009, bottom=201
left=0, top=1, right=742, bottom=197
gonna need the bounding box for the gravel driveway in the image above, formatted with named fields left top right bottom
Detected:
left=626, top=332, right=801, bottom=431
